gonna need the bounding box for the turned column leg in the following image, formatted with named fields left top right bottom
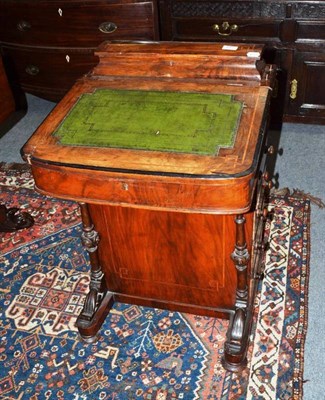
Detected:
left=223, top=214, right=250, bottom=372
left=233, top=214, right=249, bottom=309
left=77, top=202, right=114, bottom=342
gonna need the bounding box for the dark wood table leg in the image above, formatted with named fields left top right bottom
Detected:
left=0, top=204, right=34, bottom=232
left=222, top=214, right=250, bottom=372
left=76, top=202, right=114, bottom=342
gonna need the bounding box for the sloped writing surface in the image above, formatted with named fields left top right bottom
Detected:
left=54, top=89, right=242, bottom=155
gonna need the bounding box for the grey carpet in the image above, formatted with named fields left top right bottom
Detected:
left=0, top=94, right=324, bottom=399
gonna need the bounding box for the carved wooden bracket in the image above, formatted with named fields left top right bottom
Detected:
left=76, top=202, right=113, bottom=342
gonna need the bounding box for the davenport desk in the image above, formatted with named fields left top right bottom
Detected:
left=23, top=41, right=275, bottom=371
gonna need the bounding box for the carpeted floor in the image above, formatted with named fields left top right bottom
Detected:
left=0, top=163, right=310, bottom=399
left=0, top=94, right=324, bottom=399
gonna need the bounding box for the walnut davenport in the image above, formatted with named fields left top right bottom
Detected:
left=23, top=41, right=275, bottom=372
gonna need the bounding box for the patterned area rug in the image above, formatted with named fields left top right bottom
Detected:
left=0, top=163, right=309, bottom=400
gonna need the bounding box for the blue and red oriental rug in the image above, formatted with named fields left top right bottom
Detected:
left=0, top=163, right=309, bottom=399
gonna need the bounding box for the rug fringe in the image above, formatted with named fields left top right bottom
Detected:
left=272, top=187, right=325, bottom=209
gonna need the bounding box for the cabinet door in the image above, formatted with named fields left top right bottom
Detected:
left=285, top=51, right=325, bottom=123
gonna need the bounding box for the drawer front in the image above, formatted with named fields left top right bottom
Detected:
left=30, top=161, right=253, bottom=213
left=0, top=1, right=157, bottom=47
left=2, top=45, right=98, bottom=100
left=170, top=18, right=281, bottom=42
left=296, top=21, right=325, bottom=42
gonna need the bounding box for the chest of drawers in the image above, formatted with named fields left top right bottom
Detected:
left=0, top=0, right=158, bottom=101
left=159, top=0, right=325, bottom=124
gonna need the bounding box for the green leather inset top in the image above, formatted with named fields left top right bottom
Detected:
left=54, top=89, right=243, bottom=155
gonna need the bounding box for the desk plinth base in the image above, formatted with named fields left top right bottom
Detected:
left=77, top=289, right=251, bottom=371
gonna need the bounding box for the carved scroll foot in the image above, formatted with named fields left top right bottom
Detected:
left=77, top=291, right=114, bottom=342
left=77, top=202, right=115, bottom=342
left=0, top=204, right=34, bottom=232
left=222, top=308, right=249, bottom=372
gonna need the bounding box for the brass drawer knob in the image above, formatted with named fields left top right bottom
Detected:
left=213, top=21, right=238, bottom=36
left=17, top=20, right=31, bottom=32
left=25, top=64, right=40, bottom=76
left=98, top=22, right=117, bottom=34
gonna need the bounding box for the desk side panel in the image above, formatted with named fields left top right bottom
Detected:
left=88, top=204, right=254, bottom=310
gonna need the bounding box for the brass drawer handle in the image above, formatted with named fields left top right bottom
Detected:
left=290, top=79, right=298, bottom=100
left=98, top=22, right=117, bottom=34
left=25, top=65, right=40, bottom=76
left=213, top=21, right=238, bottom=36
left=17, top=20, right=31, bottom=32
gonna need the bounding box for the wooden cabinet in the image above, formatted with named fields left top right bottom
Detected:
left=159, top=0, right=325, bottom=124
left=286, top=50, right=325, bottom=123
left=283, top=8, right=325, bottom=123
left=0, top=0, right=158, bottom=101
